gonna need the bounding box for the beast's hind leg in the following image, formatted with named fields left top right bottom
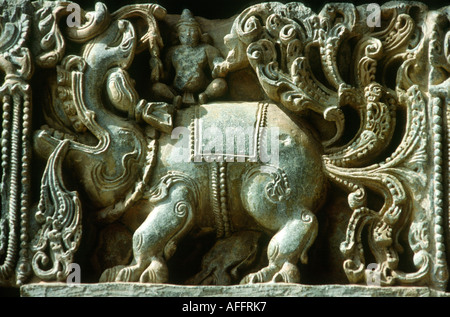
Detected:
left=100, top=183, right=195, bottom=283
left=240, top=170, right=318, bottom=284
left=241, top=209, right=318, bottom=284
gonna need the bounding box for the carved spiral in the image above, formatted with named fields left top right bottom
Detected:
left=280, top=24, right=298, bottom=45
left=174, top=201, right=190, bottom=218
left=247, top=42, right=264, bottom=63
left=236, top=10, right=263, bottom=44
left=247, top=39, right=278, bottom=76
left=265, top=14, right=283, bottom=35
left=364, top=38, right=383, bottom=58
left=61, top=55, right=87, bottom=73
left=301, top=211, right=313, bottom=223
left=348, top=187, right=367, bottom=209
left=66, top=2, right=111, bottom=43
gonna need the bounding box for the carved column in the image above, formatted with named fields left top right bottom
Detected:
left=0, top=0, right=33, bottom=286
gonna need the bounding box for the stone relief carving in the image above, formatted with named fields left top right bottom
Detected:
left=0, top=0, right=449, bottom=294
left=152, top=8, right=228, bottom=107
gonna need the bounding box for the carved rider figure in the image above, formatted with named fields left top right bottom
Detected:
left=152, top=9, right=228, bottom=107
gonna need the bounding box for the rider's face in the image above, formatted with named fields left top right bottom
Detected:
left=178, top=25, right=200, bottom=46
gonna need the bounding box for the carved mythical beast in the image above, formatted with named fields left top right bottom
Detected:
left=29, top=1, right=448, bottom=289
left=32, top=1, right=327, bottom=284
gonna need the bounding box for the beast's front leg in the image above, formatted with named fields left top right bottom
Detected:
left=100, top=183, right=195, bottom=283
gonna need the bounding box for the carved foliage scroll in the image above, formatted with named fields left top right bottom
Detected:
left=28, top=1, right=166, bottom=283
left=31, top=140, right=81, bottom=281
left=217, top=1, right=449, bottom=289
left=0, top=0, right=165, bottom=286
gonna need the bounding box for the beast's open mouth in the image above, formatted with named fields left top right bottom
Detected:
left=36, top=125, right=78, bottom=142
left=33, top=124, right=100, bottom=157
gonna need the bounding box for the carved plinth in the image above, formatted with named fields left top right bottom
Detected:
left=20, top=283, right=450, bottom=297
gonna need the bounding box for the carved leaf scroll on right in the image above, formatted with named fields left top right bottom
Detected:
left=204, top=1, right=450, bottom=289
left=0, top=0, right=448, bottom=291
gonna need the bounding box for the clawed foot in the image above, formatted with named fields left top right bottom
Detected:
left=116, top=265, right=142, bottom=282
left=100, top=260, right=169, bottom=283
left=139, top=260, right=169, bottom=283
left=240, top=262, right=300, bottom=284
left=99, top=264, right=144, bottom=282
left=99, top=265, right=127, bottom=282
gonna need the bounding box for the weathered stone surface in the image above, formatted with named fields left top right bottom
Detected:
left=20, top=283, right=450, bottom=297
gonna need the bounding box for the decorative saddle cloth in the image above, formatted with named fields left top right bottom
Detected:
left=191, top=102, right=269, bottom=163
